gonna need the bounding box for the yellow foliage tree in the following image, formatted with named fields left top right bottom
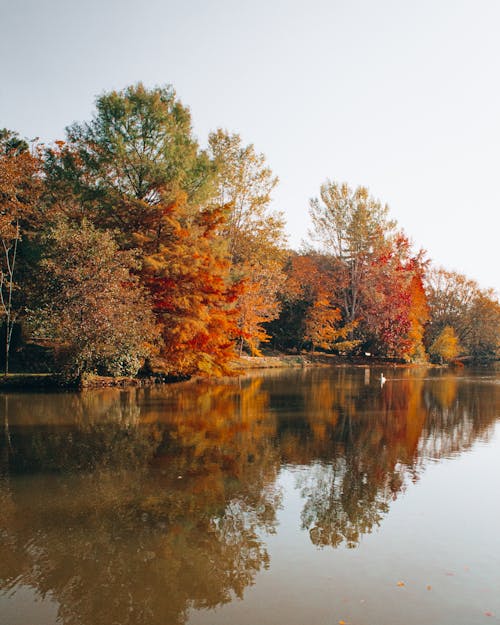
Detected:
left=429, top=325, right=461, bottom=363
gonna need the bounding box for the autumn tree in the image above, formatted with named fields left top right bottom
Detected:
left=268, top=253, right=358, bottom=353
left=209, top=130, right=287, bottom=354
left=428, top=325, right=461, bottom=363
left=0, top=130, right=41, bottom=373
left=308, top=182, right=429, bottom=359
left=45, top=83, right=215, bottom=241
left=29, top=220, right=158, bottom=378
left=360, top=234, right=429, bottom=360
left=425, top=267, right=499, bottom=361
left=138, top=196, right=239, bottom=375
left=44, top=84, right=239, bottom=375
left=310, top=181, right=396, bottom=327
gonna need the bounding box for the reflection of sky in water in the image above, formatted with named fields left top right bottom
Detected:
left=190, top=423, right=500, bottom=625
left=1, top=367, right=499, bottom=625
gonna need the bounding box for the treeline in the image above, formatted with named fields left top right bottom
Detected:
left=0, top=83, right=499, bottom=378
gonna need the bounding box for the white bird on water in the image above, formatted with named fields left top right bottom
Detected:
left=380, top=373, right=386, bottom=386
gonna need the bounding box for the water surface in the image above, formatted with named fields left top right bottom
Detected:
left=1, top=366, right=499, bottom=624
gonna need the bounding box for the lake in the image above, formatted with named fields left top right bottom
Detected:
left=1, top=366, right=499, bottom=625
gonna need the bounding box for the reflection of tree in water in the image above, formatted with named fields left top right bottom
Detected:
left=0, top=378, right=280, bottom=625
left=0, top=368, right=499, bottom=622
left=275, top=368, right=500, bottom=549
left=420, top=373, right=500, bottom=458
left=299, top=460, right=393, bottom=548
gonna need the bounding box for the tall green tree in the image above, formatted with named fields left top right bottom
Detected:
left=45, top=83, right=215, bottom=244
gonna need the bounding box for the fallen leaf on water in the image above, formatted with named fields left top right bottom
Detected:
left=484, top=612, right=493, bottom=617
left=339, top=620, right=347, bottom=624
left=445, top=572, right=455, bottom=576
left=427, top=585, right=432, bottom=591
left=397, top=581, right=405, bottom=587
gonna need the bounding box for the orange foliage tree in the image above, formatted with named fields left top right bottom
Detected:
left=43, top=85, right=239, bottom=376
left=0, top=130, right=41, bottom=373
left=139, top=197, right=239, bottom=375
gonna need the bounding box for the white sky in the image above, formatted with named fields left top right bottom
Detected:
left=1, top=0, right=499, bottom=295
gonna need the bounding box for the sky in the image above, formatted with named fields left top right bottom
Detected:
left=1, top=0, right=499, bottom=294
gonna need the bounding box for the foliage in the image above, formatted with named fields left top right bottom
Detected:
left=44, top=85, right=241, bottom=375
left=308, top=182, right=430, bottom=359
left=45, top=83, right=215, bottom=239
left=209, top=130, right=287, bottom=353
left=29, top=220, right=158, bottom=378
left=429, top=325, right=461, bottom=363
left=0, top=130, right=41, bottom=373
left=139, top=196, right=239, bottom=375
left=309, top=181, right=396, bottom=325
left=1, top=85, right=497, bottom=374
left=425, top=268, right=500, bottom=361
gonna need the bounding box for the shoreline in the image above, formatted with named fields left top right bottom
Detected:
left=0, top=353, right=459, bottom=391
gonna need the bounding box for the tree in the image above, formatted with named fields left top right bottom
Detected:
left=271, top=252, right=358, bottom=353
left=309, top=181, right=396, bottom=326
left=138, top=197, right=239, bottom=376
left=45, top=83, right=215, bottom=243
left=44, top=84, right=241, bottom=375
left=429, top=325, right=461, bottom=363
left=0, top=130, right=41, bottom=374
left=466, top=290, right=500, bottom=361
left=360, top=234, right=428, bottom=360
left=209, top=130, right=287, bottom=354
left=308, top=182, right=429, bottom=359
left=29, top=220, right=158, bottom=378
left=425, top=268, right=500, bottom=361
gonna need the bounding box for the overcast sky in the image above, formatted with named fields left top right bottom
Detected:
left=1, top=0, right=499, bottom=294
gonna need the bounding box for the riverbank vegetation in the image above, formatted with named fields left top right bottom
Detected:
left=1, top=84, right=499, bottom=380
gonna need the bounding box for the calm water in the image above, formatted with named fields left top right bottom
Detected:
left=1, top=366, right=499, bottom=625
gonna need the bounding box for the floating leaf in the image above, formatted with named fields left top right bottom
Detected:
left=397, top=581, right=405, bottom=587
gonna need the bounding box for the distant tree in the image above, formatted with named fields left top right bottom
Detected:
left=360, top=234, right=428, bottom=360
left=309, top=181, right=396, bottom=326
left=466, top=290, right=500, bottom=361
left=309, top=183, right=427, bottom=359
left=425, top=268, right=500, bottom=361
left=429, top=325, right=461, bottom=364
left=267, top=253, right=358, bottom=353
